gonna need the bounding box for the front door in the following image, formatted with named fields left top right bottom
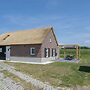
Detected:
left=0, top=46, right=6, bottom=60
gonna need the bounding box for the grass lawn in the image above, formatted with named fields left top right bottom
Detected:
left=6, top=49, right=90, bottom=88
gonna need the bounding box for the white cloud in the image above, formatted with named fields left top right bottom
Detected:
left=84, top=40, right=90, bottom=47
left=85, top=40, right=90, bottom=44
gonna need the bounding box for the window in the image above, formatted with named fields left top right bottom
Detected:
left=46, top=48, right=48, bottom=57
left=3, top=35, right=10, bottom=40
left=50, top=38, right=52, bottom=43
left=52, top=48, right=56, bottom=57
left=0, top=48, right=2, bottom=52
left=44, top=48, right=50, bottom=57
left=30, top=48, right=35, bottom=55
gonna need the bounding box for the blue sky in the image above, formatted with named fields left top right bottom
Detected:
left=0, top=0, right=90, bottom=47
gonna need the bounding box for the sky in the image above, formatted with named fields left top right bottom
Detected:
left=0, top=0, right=90, bottom=47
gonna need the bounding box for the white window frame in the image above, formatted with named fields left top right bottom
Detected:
left=46, top=48, right=49, bottom=57
left=30, top=48, right=35, bottom=55
left=0, top=48, right=2, bottom=52
left=52, top=48, right=56, bottom=57
left=50, top=38, right=52, bottom=43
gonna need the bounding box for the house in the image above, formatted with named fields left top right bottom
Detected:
left=0, top=27, right=59, bottom=62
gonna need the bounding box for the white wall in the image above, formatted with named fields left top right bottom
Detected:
left=10, top=57, right=41, bottom=62
left=9, top=56, right=57, bottom=63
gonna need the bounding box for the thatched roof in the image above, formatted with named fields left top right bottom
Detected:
left=0, top=27, right=58, bottom=45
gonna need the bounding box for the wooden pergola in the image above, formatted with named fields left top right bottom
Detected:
left=60, top=44, right=80, bottom=60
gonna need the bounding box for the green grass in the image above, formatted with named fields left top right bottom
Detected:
left=60, top=48, right=90, bottom=65
left=60, top=49, right=76, bottom=58
left=6, top=49, right=90, bottom=87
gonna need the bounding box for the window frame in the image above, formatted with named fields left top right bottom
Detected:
left=46, top=48, right=48, bottom=57
left=0, top=48, right=2, bottom=52
left=44, top=48, right=50, bottom=58
left=30, top=47, right=36, bottom=55
left=52, top=48, right=56, bottom=57
left=50, top=38, right=52, bottom=43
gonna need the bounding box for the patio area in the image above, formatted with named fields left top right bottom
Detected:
left=56, top=58, right=80, bottom=63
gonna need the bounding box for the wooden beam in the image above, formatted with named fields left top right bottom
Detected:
left=76, top=46, right=80, bottom=60
left=78, top=46, right=80, bottom=59
left=64, top=48, right=66, bottom=58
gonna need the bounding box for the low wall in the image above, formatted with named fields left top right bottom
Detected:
left=9, top=56, right=57, bottom=63
left=10, top=57, right=41, bottom=62
left=41, top=57, right=56, bottom=62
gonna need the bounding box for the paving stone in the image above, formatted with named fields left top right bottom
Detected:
left=0, top=73, right=24, bottom=90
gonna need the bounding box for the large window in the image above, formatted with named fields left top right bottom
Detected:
left=30, top=48, right=35, bottom=55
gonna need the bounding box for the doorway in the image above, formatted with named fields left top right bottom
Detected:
left=0, top=46, right=6, bottom=60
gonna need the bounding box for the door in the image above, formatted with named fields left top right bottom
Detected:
left=0, top=46, right=6, bottom=60
left=6, top=46, right=10, bottom=60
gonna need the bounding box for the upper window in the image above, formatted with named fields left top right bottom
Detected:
left=3, top=35, right=10, bottom=40
left=50, top=38, right=52, bottom=43
left=30, top=48, right=35, bottom=55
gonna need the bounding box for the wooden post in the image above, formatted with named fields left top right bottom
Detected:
left=75, top=47, right=77, bottom=59
left=59, top=46, right=60, bottom=58
left=76, top=46, right=78, bottom=60
left=64, top=47, right=66, bottom=58
left=78, top=46, right=80, bottom=60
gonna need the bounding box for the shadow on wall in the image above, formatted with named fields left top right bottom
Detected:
left=79, top=66, right=90, bottom=73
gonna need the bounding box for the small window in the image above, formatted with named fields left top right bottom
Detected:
left=30, top=48, right=35, bottom=55
left=3, top=35, right=10, bottom=40
left=0, top=48, right=2, bottom=52
left=50, top=38, right=52, bottom=43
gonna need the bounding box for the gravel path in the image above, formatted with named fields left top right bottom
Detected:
left=0, top=62, right=60, bottom=90
left=0, top=73, right=24, bottom=90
